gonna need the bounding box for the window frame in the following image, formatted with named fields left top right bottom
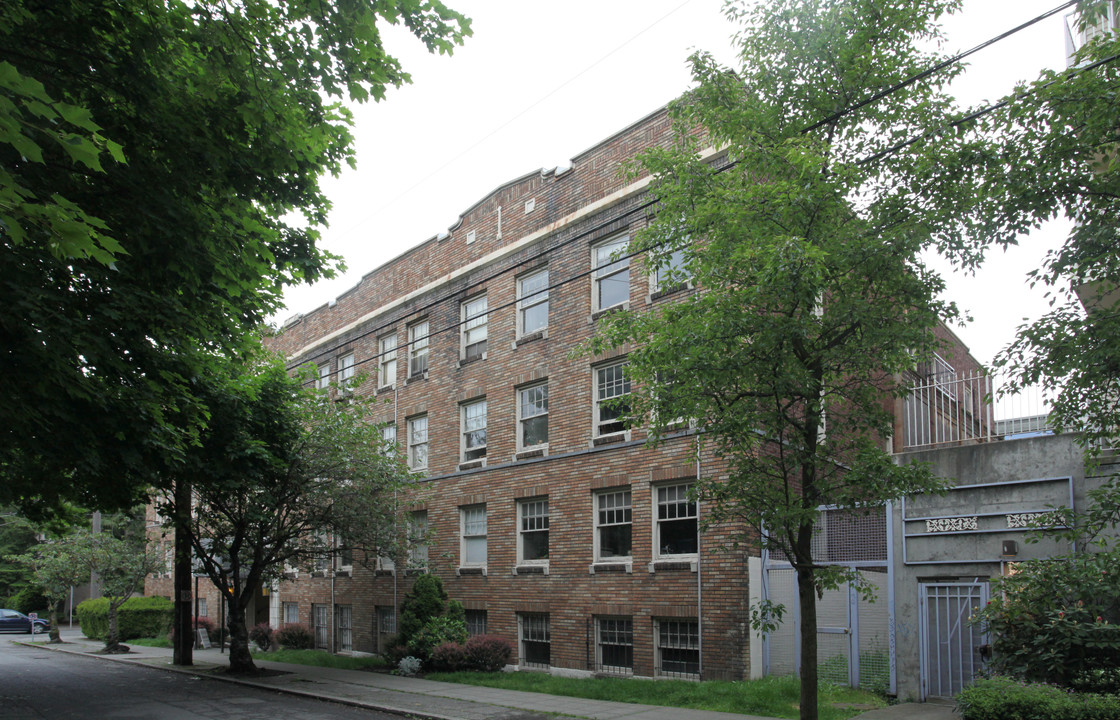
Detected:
left=282, top=602, right=298, bottom=625
left=517, top=382, right=549, bottom=451
left=592, top=234, right=631, bottom=312
left=460, top=504, right=488, bottom=569
left=460, top=398, right=488, bottom=463
left=316, top=363, right=330, bottom=390
left=654, top=483, right=698, bottom=560
left=461, top=295, right=488, bottom=362
left=517, top=268, right=549, bottom=336
left=594, top=361, right=631, bottom=438
left=651, top=246, right=690, bottom=294
left=407, top=415, right=429, bottom=471
left=655, top=618, right=701, bottom=678
left=465, top=609, right=488, bottom=638
left=408, top=510, right=428, bottom=568
left=339, top=353, right=355, bottom=387
left=378, top=333, right=398, bottom=388
left=594, top=488, right=633, bottom=562
left=518, top=612, right=551, bottom=669
left=408, top=320, right=430, bottom=377
left=596, top=616, right=634, bottom=674
left=377, top=606, right=397, bottom=634
left=517, top=497, right=550, bottom=565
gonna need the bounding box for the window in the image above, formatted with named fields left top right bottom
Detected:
left=282, top=602, right=298, bottom=625
left=466, top=609, right=488, bottom=637
left=461, top=399, right=487, bottom=462
left=378, top=333, right=397, bottom=388
left=656, top=484, right=698, bottom=557
left=408, top=320, right=429, bottom=377
left=376, top=551, right=395, bottom=572
left=336, top=539, right=354, bottom=570
left=339, top=353, right=355, bottom=386
left=408, top=510, right=428, bottom=568
left=517, top=268, right=549, bottom=335
left=594, top=362, right=631, bottom=437
left=518, top=382, right=549, bottom=449
left=461, top=504, right=487, bottom=567
left=592, top=234, right=630, bottom=311
left=653, top=247, right=689, bottom=293
left=381, top=424, right=397, bottom=451
left=656, top=619, right=700, bottom=677
left=316, top=363, right=330, bottom=390
left=595, top=489, right=632, bottom=561
left=518, top=498, right=549, bottom=563
left=461, top=295, right=488, bottom=361
left=597, top=617, right=633, bottom=673
left=336, top=604, right=353, bottom=652
left=407, top=415, right=428, bottom=471
left=519, top=613, right=550, bottom=668
left=198, top=598, right=209, bottom=618
left=377, top=606, right=397, bottom=634
left=313, top=605, right=330, bottom=649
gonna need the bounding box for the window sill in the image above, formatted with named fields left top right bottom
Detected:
left=376, top=384, right=396, bottom=395
left=458, top=459, right=486, bottom=471
left=592, top=432, right=629, bottom=447
left=514, top=330, right=546, bottom=347
left=647, top=559, right=698, bottom=573
left=335, top=569, right=353, bottom=578
left=456, top=566, right=487, bottom=577
left=310, top=570, right=330, bottom=578
left=404, top=567, right=428, bottom=577
left=458, top=352, right=487, bottom=368
left=649, top=282, right=691, bottom=302
left=283, top=571, right=299, bottom=581
left=589, top=562, right=632, bottom=575
left=513, top=564, right=549, bottom=576
left=374, top=569, right=394, bottom=577
left=590, top=302, right=629, bottom=323
left=514, top=447, right=547, bottom=461
left=406, top=372, right=428, bottom=385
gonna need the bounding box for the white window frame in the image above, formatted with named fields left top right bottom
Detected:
left=198, top=598, right=209, bottom=618
left=282, top=602, right=298, bottom=625
left=517, top=382, right=549, bottom=451
left=460, top=504, right=487, bottom=568
left=594, top=361, right=631, bottom=438
left=339, top=353, right=355, bottom=386
left=592, top=234, right=630, bottom=312
left=407, top=415, right=428, bottom=471
left=381, top=424, right=397, bottom=452
left=316, top=362, right=330, bottom=390
left=518, top=612, right=551, bottom=669
left=654, top=483, right=698, bottom=560
left=655, top=619, right=700, bottom=678
left=517, top=268, right=549, bottom=336
left=594, top=489, right=633, bottom=562
left=596, top=616, right=634, bottom=674
left=408, top=510, right=428, bottom=568
left=651, top=246, right=690, bottom=294
left=461, top=295, right=488, bottom=362
left=517, top=498, right=549, bottom=565
left=408, top=320, right=429, bottom=377
left=461, top=398, right=487, bottom=463
left=378, top=333, right=397, bottom=388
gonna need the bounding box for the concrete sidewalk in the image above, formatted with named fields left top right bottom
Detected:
left=17, top=629, right=956, bottom=720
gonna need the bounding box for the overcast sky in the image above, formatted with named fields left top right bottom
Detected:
left=276, top=0, right=1076, bottom=371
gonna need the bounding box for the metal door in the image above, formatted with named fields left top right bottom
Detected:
left=313, top=604, right=330, bottom=650
left=919, top=583, right=987, bottom=699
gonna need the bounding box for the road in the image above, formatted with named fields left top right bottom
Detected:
left=0, top=635, right=402, bottom=719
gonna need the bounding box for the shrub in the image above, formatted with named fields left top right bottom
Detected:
left=396, top=655, right=422, bottom=677
left=76, top=596, right=173, bottom=641
left=275, top=623, right=314, bottom=650
left=398, top=574, right=447, bottom=649
left=958, top=677, right=1120, bottom=720
left=429, top=641, right=466, bottom=671
left=410, top=616, right=468, bottom=660
left=168, top=616, right=218, bottom=647
left=8, top=587, right=49, bottom=614
left=976, top=550, right=1120, bottom=690
left=382, top=640, right=410, bottom=666
left=249, top=622, right=274, bottom=651
left=464, top=634, right=512, bottom=672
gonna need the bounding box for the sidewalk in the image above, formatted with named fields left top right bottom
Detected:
left=18, top=629, right=957, bottom=720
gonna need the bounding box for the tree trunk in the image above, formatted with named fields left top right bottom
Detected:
left=105, top=599, right=123, bottom=652
left=797, top=564, right=819, bottom=720
left=173, top=478, right=193, bottom=666
left=48, top=599, right=62, bottom=644
left=225, top=597, right=256, bottom=673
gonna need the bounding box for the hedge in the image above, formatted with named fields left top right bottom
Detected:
left=77, top=596, right=173, bottom=641
left=958, top=677, right=1120, bottom=720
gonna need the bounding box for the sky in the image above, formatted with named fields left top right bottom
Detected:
left=276, top=0, right=1077, bottom=372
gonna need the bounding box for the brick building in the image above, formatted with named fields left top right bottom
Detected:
left=148, top=105, right=978, bottom=683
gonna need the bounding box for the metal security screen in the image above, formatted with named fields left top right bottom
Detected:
left=336, top=605, right=352, bottom=652
left=921, top=583, right=987, bottom=699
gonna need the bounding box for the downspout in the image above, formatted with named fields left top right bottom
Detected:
left=331, top=540, right=336, bottom=653
left=393, top=386, right=400, bottom=627
left=696, top=434, right=703, bottom=679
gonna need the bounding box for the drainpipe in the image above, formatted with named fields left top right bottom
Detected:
left=331, top=540, right=336, bottom=653
left=696, top=435, right=703, bottom=679
left=393, top=386, right=400, bottom=628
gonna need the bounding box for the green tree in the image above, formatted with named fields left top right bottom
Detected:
left=15, top=533, right=87, bottom=643
left=159, top=354, right=406, bottom=673
left=0, top=0, right=470, bottom=517
left=585, top=1, right=980, bottom=715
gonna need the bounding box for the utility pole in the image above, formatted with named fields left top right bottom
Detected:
left=173, top=479, right=193, bottom=666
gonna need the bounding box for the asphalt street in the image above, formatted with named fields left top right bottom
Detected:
left=0, top=635, right=400, bottom=720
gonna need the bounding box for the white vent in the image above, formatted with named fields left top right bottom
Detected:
left=467, top=230, right=476, bottom=245
left=525, top=198, right=536, bottom=214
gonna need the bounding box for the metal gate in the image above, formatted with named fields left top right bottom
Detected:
left=313, top=604, right=330, bottom=650
left=336, top=605, right=353, bottom=652
left=920, top=582, right=987, bottom=699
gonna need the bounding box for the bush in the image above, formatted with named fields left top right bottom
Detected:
left=429, top=641, right=466, bottom=671
left=77, top=596, right=173, bottom=641
left=8, top=587, right=49, bottom=614
left=977, top=550, right=1120, bottom=691
left=398, top=574, right=447, bottom=649
left=397, top=655, right=422, bottom=677
left=464, top=634, right=512, bottom=672
left=410, top=616, right=468, bottom=660
left=958, top=677, right=1120, bottom=720
left=249, top=622, right=274, bottom=651
left=275, top=623, right=314, bottom=650
left=382, top=640, right=410, bottom=666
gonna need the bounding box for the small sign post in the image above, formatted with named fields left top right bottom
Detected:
left=195, top=628, right=211, bottom=649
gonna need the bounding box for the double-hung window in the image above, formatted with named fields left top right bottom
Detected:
left=408, top=510, right=428, bottom=568
left=596, top=617, right=634, bottom=674
left=518, top=498, right=549, bottom=564
left=461, top=295, right=488, bottom=362
left=381, top=424, right=397, bottom=452
left=408, top=321, right=429, bottom=377
left=407, top=415, right=428, bottom=471
left=316, top=363, right=330, bottom=390
left=461, top=399, right=487, bottom=462
left=339, top=353, right=355, bottom=386
left=461, top=504, right=487, bottom=567
left=592, top=235, right=630, bottom=312
left=518, top=383, right=548, bottom=450
left=517, top=269, right=548, bottom=336
left=656, top=619, right=700, bottom=677
left=652, top=247, right=689, bottom=294
left=595, top=489, right=632, bottom=561
left=655, top=483, right=698, bottom=557
left=378, top=333, right=397, bottom=388
left=519, top=613, right=550, bottom=668
left=282, top=602, right=298, bottom=625
left=594, top=362, right=631, bottom=437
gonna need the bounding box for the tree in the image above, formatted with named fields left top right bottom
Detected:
left=584, top=2, right=982, bottom=716
left=15, top=533, right=88, bottom=644
left=159, top=354, right=406, bottom=674
left=0, top=0, right=470, bottom=517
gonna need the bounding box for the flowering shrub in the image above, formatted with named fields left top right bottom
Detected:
left=464, top=634, right=512, bottom=672
left=396, top=655, right=422, bottom=677
left=976, top=550, right=1120, bottom=691
left=429, top=641, right=467, bottom=671
left=958, top=677, right=1120, bottom=720
left=275, top=623, right=315, bottom=650
left=249, top=622, right=274, bottom=651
